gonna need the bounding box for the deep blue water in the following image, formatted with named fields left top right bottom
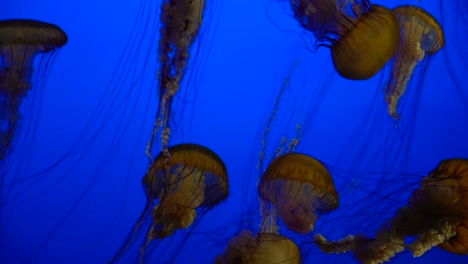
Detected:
left=1, top=0, right=468, bottom=263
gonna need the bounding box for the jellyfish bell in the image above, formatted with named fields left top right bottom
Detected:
left=385, top=5, right=444, bottom=119
left=258, top=153, right=338, bottom=234
left=0, top=19, right=67, bottom=161
left=331, top=5, right=400, bottom=80
left=289, top=1, right=399, bottom=80
left=215, top=230, right=300, bottom=264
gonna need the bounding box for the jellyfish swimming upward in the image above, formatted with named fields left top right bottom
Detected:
left=289, top=0, right=400, bottom=80
left=111, top=143, right=228, bottom=263
left=314, top=158, right=468, bottom=263
left=0, top=19, right=67, bottom=161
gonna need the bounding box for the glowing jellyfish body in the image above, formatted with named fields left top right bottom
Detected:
left=111, top=143, right=228, bottom=263
left=289, top=0, right=399, bottom=80
left=149, top=0, right=205, bottom=154
left=258, top=153, right=338, bottom=234
left=0, top=19, right=66, bottom=160
left=215, top=230, right=300, bottom=264
left=314, top=158, right=468, bottom=263
left=385, top=5, right=444, bottom=119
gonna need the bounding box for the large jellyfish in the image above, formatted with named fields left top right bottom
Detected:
left=215, top=230, right=300, bottom=264
left=110, top=143, right=228, bottom=263
left=314, top=158, right=468, bottom=263
left=289, top=0, right=400, bottom=79
left=0, top=19, right=67, bottom=161
left=147, top=0, right=206, bottom=157
left=258, top=153, right=338, bottom=234
left=385, top=5, right=444, bottom=119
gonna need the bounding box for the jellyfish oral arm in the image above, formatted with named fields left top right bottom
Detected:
left=274, top=180, right=319, bottom=234
left=0, top=45, right=36, bottom=159
left=150, top=167, right=206, bottom=239
left=385, top=44, right=425, bottom=119
left=277, top=195, right=317, bottom=234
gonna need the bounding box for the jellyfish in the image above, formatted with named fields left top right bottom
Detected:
left=0, top=19, right=67, bottom=161
left=147, top=0, right=206, bottom=157
left=258, top=153, right=338, bottom=234
left=110, top=143, right=228, bottom=263
left=289, top=0, right=400, bottom=80
left=385, top=5, right=444, bottom=119
left=215, top=230, right=300, bottom=264
left=314, top=158, right=468, bottom=263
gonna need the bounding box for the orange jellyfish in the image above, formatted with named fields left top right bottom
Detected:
left=289, top=0, right=399, bottom=80
left=0, top=19, right=67, bottom=160
left=314, top=158, right=468, bottom=263
left=258, top=153, right=338, bottom=234
left=215, top=230, right=300, bottom=264
left=385, top=5, right=444, bottom=119
left=110, top=143, right=228, bottom=263
left=147, top=0, right=206, bottom=157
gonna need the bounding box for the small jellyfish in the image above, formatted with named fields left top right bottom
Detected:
left=258, top=153, right=338, bottom=234
left=289, top=0, right=400, bottom=79
left=314, top=158, right=468, bottom=263
left=0, top=19, right=67, bottom=160
left=215, top=230, right=300, bottom=264
left=385, top=5, right=444, bottom=119
left=111, top=143, right=228, bottom=263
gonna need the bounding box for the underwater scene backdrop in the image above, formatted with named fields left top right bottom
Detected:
left=1, top=0, right=468, bottom=263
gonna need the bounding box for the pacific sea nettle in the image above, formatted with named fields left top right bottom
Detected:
left=314, top=158, right=468, bottom=263
left=0, top=19, right=66, bottom=160
left=258, top=153, right=338, bottom=234
left=289, top=0, right=399, bottom=80
left=385, top=5, right=444, bottom=119
left=142, top=143, right=228, bottom=240
left=110, top=143, right=228, bottom=263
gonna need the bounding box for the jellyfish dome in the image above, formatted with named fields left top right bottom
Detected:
left=0, top=19, right=67, bottom=160
left=215, top=230, right=300, bottom=264
left=289, top=0, right=400, bottom=80
left=258, top=153, right=338, bottom=234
